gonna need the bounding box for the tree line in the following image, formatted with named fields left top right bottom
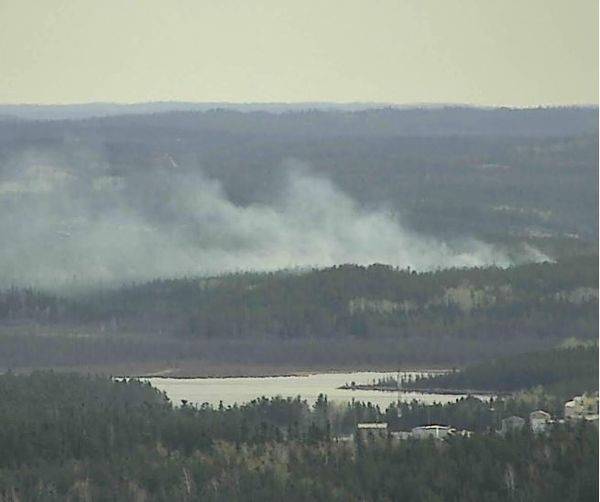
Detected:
left=387, top=345, right=599, bottom=401
left=0, top=371, right=596, bottom=501
left=2, top=255, right=597, bottom=340
left=0, top=255, right=596, bottom=369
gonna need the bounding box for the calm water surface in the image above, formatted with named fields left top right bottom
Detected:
left=146, top=371, right=480, bottom=409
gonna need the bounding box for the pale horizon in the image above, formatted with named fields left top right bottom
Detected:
left=2, top=100, right=598, bottom=109
left=1, top=0, right=597, bottom=106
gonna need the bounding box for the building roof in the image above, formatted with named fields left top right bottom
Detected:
left=412, top=425, right=452, bottom=431
left=530, top=410, right=551, bottom=419
left=357, top=422, right=388, bottom=429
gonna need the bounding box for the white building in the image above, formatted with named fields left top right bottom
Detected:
left=411, top=425, right=454, bottom=440
left=529, top=410, right=551, bottom=433
left=564, top=393, right=599, bottom=422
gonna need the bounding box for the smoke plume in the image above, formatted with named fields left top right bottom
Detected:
left=0, top=151, right=543, bottom=289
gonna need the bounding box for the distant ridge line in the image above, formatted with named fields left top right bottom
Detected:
left=0, top=102, right=597, bottom=121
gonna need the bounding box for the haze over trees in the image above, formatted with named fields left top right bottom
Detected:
left=0, top=106, right=597, bottom=287
left=0, top=254, right=596, bottom=371
left=1, top=0, right=598, bottom=498
left=0, top=106, right=596, bottom=375
left=0, top=106, right=596, bottom=500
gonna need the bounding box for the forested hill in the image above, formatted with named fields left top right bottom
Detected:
left=1, top=106, right=597, bottom=255
left=1, top=105, right=597, bottom=136
left=2, top=255, right=597, bottom=343
left=407, top=345, right=598, bottom=399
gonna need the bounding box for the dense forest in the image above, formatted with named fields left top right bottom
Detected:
left=0, top=106, right=597, bottom=498
left=410, top=346, right=598, bottom=396
left=0, top=105, right=596, bottom=372
left=78, top=254, right=598, bottom=339
left=0, top=371, right=596, bottom=501
left=375, top=346, right=598, bottom=402
left=3, top=253, right=596, bottom=336
left=0, top=107, right=597, bottom=289
left=0, top=254, right=596, bottom=371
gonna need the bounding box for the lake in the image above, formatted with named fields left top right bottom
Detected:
left=146, top=371, right=483, bottom=409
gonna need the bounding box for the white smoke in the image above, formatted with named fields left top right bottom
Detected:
left=0, top=153, right=543, bottom=289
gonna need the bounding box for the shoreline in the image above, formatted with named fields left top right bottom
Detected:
left=7, top=361, right=453, bottom=379
left=136, top=368, right=450, bottom=380
left=337, top=384, right=504, bottom=396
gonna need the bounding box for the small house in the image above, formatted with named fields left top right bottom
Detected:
left=529, top=410, right=551, bottom=433
left=411, top=425, right=454, bottom=440
left=564, top=393, right=599, bottom=421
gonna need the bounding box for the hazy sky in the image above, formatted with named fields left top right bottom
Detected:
left=0, top=0, right=597, bottom=106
